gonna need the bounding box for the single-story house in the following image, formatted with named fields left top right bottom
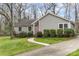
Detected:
left=14, top=19, right=35, bottom=34
left=14, top=12, right=75, bottom=34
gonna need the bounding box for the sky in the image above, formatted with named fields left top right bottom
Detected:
left=25, top=3, right=75, bottom=21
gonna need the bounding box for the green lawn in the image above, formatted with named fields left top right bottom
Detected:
left=67, top=49, right=79, bottom=56
left=35, top=37, right=72, bottom=44
left=0, top=36, right=42, bottom=56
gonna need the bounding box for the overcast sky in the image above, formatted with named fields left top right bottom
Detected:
left=24, top=3, right=75, bottom=21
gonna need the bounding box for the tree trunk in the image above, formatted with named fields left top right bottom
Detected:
left=10, top=3, right=14, bottom=39
left=75, top=3, right=78, bottom=33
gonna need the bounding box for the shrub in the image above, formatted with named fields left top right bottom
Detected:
left=57, top=29, right=63, bottom=37
left=36, top=31, right=43, bottom=37
left=49, top=29, right=56, bottom=37
left=43, top=29, right=50, bottom=37
left=64, top=29, right=75, bottom=37
left=16, top=32, right=27, bottom=38
left=13, top=31, right=17, bottom=36
left=27, top=31, right=33, bottom=37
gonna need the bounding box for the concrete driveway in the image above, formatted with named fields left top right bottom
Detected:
left=16, top=36, right=79, bottom=56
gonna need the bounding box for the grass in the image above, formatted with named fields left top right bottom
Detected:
left=0, top=36, right=43, bottom=56
left=35, top=37, right=72, bottom=44
left=67, top=49, right=79, bottom=56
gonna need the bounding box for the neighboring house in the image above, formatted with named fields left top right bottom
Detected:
left=14, top=13, right=75, bottom=34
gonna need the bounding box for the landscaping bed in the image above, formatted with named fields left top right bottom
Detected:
left=35, top=28, right=75, bottom=44
left=0, top=36, right=42, bottom=56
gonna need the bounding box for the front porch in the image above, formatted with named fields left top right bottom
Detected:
left=32, top=21, right=39, bottom=35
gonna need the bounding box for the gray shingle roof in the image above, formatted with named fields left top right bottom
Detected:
left=14, top=19, right=35, bottom=27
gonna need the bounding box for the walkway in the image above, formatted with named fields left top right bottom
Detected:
left=27, top=38, right=50, bottom=46
left=16, top=36, right=79, bottom=56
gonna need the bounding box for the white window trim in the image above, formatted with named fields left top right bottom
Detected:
left=58, top=23, right=63, bottom=29
left=58, top=23, right=69, bottom=29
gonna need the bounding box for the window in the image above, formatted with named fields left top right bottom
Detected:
left=59, top=24, right=63, bottom=29
left=19, top=27, right=22, bottom=31
left=58, top=24, right=68, bottom=29
left=64, top=24, right=68, bottom=29
left=28, top=27, right=31, bottom=31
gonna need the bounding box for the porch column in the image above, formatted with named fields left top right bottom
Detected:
left=68, top=22, right=71, bottom=28
left=33, top=24, right=35, bottom=35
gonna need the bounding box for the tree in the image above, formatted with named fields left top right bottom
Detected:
left=50, top=3, right=57, bottom=14
left=0, top=3, right=14, bottom=39
left=38, top=3, right=61, bottom=16
left=10, top=3, right=14, bottom=39
left=75, top=3, right=78, bottom=21
left=74, top=3, right=79, bottom=32
left=0, top=15, right=4, bottom=32
left=15, top=3, right=22, bottom=22
left=30, top=4, right=37, bottom=20
left=62, top=3, right=72, bottom=20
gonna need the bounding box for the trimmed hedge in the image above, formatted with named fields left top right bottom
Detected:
left=36, top=31, right=43, bottom=37
left=43, top=29, right=50, bottom=37
left=14, top=31, right=33, bottom=38
left=27, top=31, right=33, bottom=37
left=64, top=29, right=75, bottom=37
left=49, top=29, right=56, bottom=37
left=14, top=29, right=75, bottom=38
left=43, top=29, right=75, bottom=37
left=57, top=29, right=64, bottom=37
left=15, top=32, right=27, bottom=38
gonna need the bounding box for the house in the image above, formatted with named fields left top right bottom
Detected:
left=14, top=19, right=35, bottom=34
left=14, top=13, right=75, bottom=34
left=75, top=21, right=79, bottom=33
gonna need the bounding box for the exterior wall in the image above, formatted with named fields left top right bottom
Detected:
left=22, top=27, right=28, bottom=32
left=70, top=24, right=74, bottom=29
left=68, top=22, right=74, bottom=29
left=14, top=27, right=28, bottom=34
left=35, top=22, right=39, bottom=34
left=39, top=14, right=73, bottom=33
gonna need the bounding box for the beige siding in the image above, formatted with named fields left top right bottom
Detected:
left=39, top=14, right=73, bottom=33
left=71, top=24, right=74, bottom=29
left=22, top=27, right=28, bottom=32
left=14, top=27, right=28, bottom=34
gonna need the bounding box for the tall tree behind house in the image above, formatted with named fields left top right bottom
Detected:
left=74, top=3, right=79, bottom=32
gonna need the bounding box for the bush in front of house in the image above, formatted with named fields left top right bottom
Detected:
left=27, top=31, right=33, bottom=37
left=57, top=29, right=64, bottom=37
left=13, top=31, right=17, bottom=36
left=64, top=29, right=75, bottom=37
left=32, top=29, right=75, bottom=38
left=49, top=29, right=56, bottom=37
left=16, top=32, right=27, bottom=38
left=36, top=31, right=43, bottom=37
left=43, top=29, right=50, bottom=37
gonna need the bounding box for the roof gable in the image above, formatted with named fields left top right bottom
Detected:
left=31, top=13, right=71, bottom=25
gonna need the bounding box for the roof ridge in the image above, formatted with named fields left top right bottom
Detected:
left=31, top=12, right=71, bottom=25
